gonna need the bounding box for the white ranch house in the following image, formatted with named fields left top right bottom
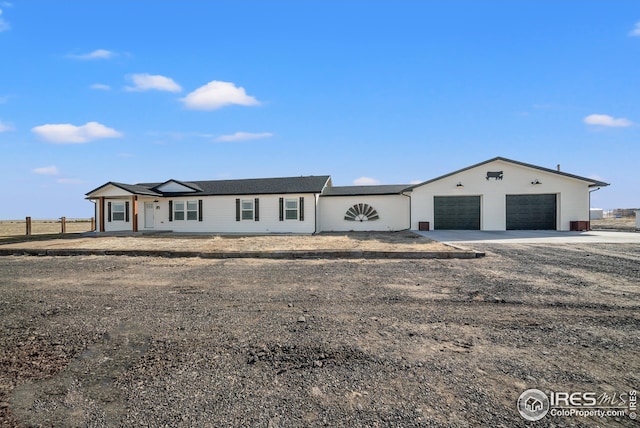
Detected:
left=86, top=157, right=608, bottom=233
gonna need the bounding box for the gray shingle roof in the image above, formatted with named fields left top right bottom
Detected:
left=85, top=182, right=163, bottom=197
left=87, top=175, right=331, bottom=197
left=321, top=185, right=410, bottom=196
left=86, top=157, right=609, bottom=199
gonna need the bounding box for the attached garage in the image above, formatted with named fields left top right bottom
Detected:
left=409, top=158, right=608, bottom=231
left=434, top=196, right=480, bottom=230
left=506, top=194, right=557, bottom=230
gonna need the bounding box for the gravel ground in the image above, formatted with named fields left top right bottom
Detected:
left=1, top=243, right=638, bottom=427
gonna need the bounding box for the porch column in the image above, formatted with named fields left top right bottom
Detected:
left=132, top=195, right=138, bottom=232
left=99, top=197, right=105, bottom=232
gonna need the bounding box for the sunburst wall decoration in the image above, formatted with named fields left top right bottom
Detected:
left=344, top=203, right=379, bottom=221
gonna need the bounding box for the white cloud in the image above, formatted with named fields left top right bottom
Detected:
left=583, top=114, right=633, bottom=127
left=353, top=176, right=381, bottom=186
left=33, top=166, right=59, bottom=175
left=214, top=132, right=273, bottom=142
left=32, top=121, right=123, bottom=143
left=0, top=7, right=10, bottom=32
left=68, top=49, right=116, bottom=60
left=0, top=120, right=14, bottom=132
left=90, top=83, right=111, bottom=91
left=125, top=73, right=182, bottom=93
left=181, top=81, right=260, bottom=110
left=409, top=179, right=422, bottom=185
left=629, top=21, right=640, bottom=36
left=57, top=178, right=84, bottom=184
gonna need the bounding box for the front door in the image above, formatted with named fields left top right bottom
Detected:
left=144, top=202, right=155, bottom=228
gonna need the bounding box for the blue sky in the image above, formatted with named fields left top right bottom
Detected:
left=1, top=1, right=638, bottom=218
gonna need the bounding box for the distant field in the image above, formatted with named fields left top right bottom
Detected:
left=0, top=219, right=93, bottom=238
left=590, top=217, right=637, bottom=231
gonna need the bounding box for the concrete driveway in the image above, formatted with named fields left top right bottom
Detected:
left=414, top=229, right=640, bottom=244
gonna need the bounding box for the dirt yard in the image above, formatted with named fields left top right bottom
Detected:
left=0, top=243, right=638, bottom=427
left=0, top=231, right=452, bottom=253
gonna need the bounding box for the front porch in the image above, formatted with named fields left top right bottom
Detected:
left=92, top=195, right=160, bottom=233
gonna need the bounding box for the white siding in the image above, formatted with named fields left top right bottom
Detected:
left=103, top=198, right=134, bottom=232
left=155, top=181, right=198, bottom=193
left=318, top=195, right=410, bottom=232
left=410, top=159, right=591, bottom=231
left=87, top=184, right=133, bottom=198
left=150, top=194, right=317, bottom=234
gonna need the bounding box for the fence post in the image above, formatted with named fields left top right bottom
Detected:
left=91, top=217, right=95, bottom=231
left=26, top=216, right=32, bottom=236
left=60, top=217, right=66, bottom=234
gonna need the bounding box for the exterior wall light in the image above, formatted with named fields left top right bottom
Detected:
left=456, top=182, right=464, bottom=188
left=531, top=179, right=541, bottom=185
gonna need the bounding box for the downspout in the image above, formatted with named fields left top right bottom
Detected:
left=92, top=200, right=97, bottom=232
left=314, top=193, right=318, bottom=235
left=316, top=177, right=331, bottom=235
left=589, top=187, right=600, bottom=230
left=401, top=192, right=412, bottom=230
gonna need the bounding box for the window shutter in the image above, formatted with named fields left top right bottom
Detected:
left=168, top=201, right=173, bottom=222
left=125, top=201, right=130, bottom=222
left=198, top=200, right=203, bottom=222
left=235, top=198, right=240, bottom=221
left=254, top=198, right=259, bottom=221
left=299, top=197, right=304, bottom=221
left=279, top=197, right=284, bottom=221
left=107, top=202, right=112, bottom=222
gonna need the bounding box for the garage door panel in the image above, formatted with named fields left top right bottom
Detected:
left=434, top=196, right=480, bottom=230
left=506, top=194, right=556, bottom=230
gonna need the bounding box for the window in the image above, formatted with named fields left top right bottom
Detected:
left=278, top=197, right=303, bottom=222
left=236, top=198, right=258, bottom=221
left=174, top=200, right=198, bottom=221
left=285, top=199, right=298, bottom=220
left=241, top=200, right=254, bottom=220
left=174, top=201, right=185, bottom=220
left=187, top=201, right=198, bottom=220
left=112, top=203, right=125, bottom=221
left=170, top=200, right=202, bottom=222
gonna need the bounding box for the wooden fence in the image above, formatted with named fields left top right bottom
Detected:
left=9, top=217, right=95, bottom=236
left=24, top=217, right=95, bottom=235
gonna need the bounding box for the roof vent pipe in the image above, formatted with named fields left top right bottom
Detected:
left=557, top=164, right=561, bottom=172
